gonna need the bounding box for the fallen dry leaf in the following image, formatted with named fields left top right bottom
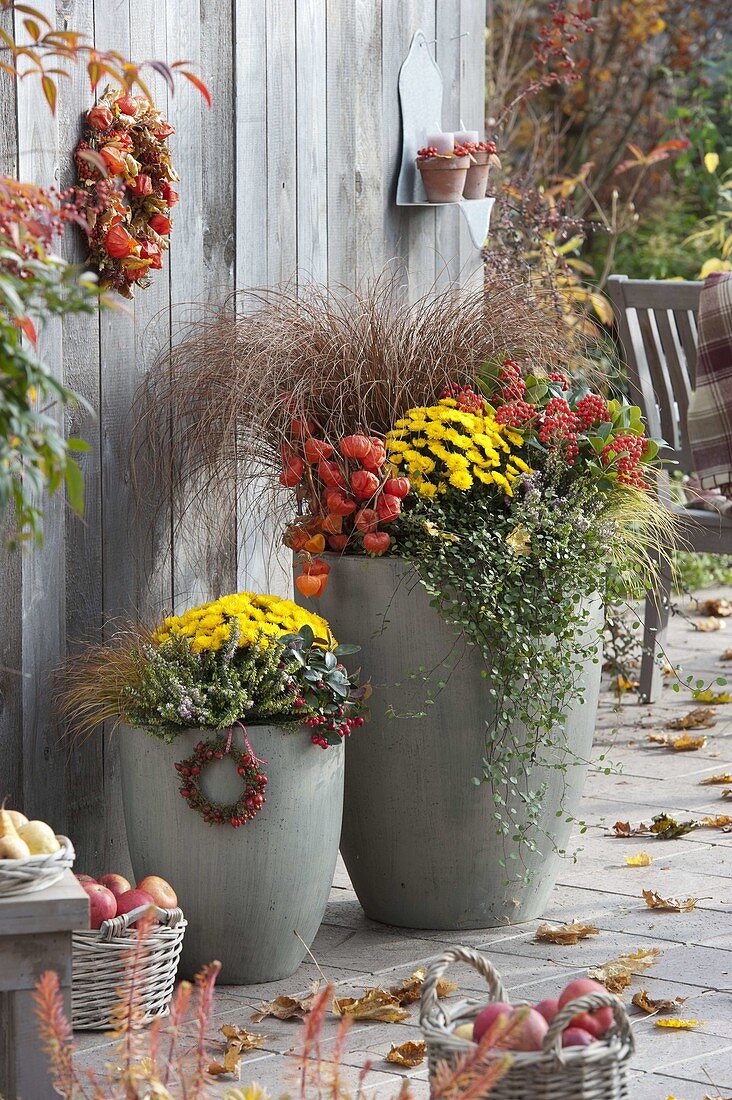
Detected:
left=655, top=1018, right=701, bottom=1029
left=723, top=789, right=732, bottom=798
left=625, top=852, right=653, bottom=867
left=208, top=1024, right=268, bottom=1078
left=648, top=732, right=708, bottom=751
left=668, top=707, right=717, bottom=731
left=632, top=989, right=686, bottom=1014
left=534, top=920, right=600, bottom=945
left=720, top=649, right=732, bottom=661
left=693, top=617, right=726, bottom=632
left=588, top=947, right=661, bottom=994
left=615, top=674, right=639, bottom=693
left=694, top=690, right=732, bottom=703
left=700, top=598, right=732, bottom=617
left=389, top=967, right=457, bottom=1006
left=332, top=988, right=410, bottom=1023
left=701, top=814, right=732, bottom=831
left=251, top=984, right=320, bottom=1022
left=612, top=815, right=697, bottom=840
left=643, top=889, right=696, bottom=912
left=385, top=1040, right=426, bottom=1068
left=700, top=773, right=732, bottom=785
left=651, top=814, right=698, bottom=838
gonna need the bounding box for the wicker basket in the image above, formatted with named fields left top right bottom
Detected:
left=72, top=903, right=187, bottom=1030
left=421, top=947, right=635, bottom=1099
left=0, top=835, right=75, bottom=897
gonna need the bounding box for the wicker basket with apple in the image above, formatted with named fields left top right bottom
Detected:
left=72, top=871, right=186, bottom=1030
left=421, top=947, right=634, bottom=1099
left=0, top=806, right=75, bottom=896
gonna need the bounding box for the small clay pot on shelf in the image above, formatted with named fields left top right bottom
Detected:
left=462, top=142, right=500, bottom=200
left=416, top=146, right=470, bottom=203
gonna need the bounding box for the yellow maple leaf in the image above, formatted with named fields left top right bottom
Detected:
left=625, top=852, right=652, bottom=866
left=694, top=690, right=732, bottom=703
left=656, top=1018, right=701, bottom=1029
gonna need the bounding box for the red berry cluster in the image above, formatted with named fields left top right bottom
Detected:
left=440, top=381, right=486, bottom=414
left=601, top=432, right=650, bottom=489
left=548, top=371, right=570, bottom=391
left=281, top=420, right=411, bottom=594
left=492, top=359, right=538, bottom=428
left=306, top=712, right=366, bottom=749
left=175, top=737, right=268, bottom=827
left=539, top=397, right=581, bottom=463
left=575, top=392, right=609, bottom=429
left=417, top=146, right=439, bottom=159
left=453, top=143, right=470, bottom=157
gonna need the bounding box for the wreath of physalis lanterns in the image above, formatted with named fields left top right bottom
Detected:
left=74, top=87, right=179, bottom=297
left=174, top=729, right=268, bottom=828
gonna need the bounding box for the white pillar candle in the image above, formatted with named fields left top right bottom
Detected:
left=455, top=130, right=480, bottom=145
left=425, top=131, right=454, bottom=154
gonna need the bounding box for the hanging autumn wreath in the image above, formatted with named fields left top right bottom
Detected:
left=74, top=87, right=179, bottom=298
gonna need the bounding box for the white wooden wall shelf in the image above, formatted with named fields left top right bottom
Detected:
left=396, top=29, right=494, bottom=250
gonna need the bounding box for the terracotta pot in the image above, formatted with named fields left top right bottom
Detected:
left=463, top=150, right=491, bottom=200
left=417, top=155, right=469, bottom=203
left=119, top=723, right=344, bottom=982
left=297, top=554, right=603, bottom=930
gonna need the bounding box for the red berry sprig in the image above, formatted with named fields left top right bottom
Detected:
left=417, top=146, right=439, bottom=159
left=601, top=432, right=650, bottom=489
left=440, top=381, right=486, bottom=414
left=575, top=392, right=609, bottom=429
left=174, top=735, right=268, bottom=827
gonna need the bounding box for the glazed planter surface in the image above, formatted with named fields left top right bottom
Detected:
left=417, top=155, right=469, bottom=202
left=119, top=723, right=343, bottom=983
left=298, top=555, right=602, bottom=930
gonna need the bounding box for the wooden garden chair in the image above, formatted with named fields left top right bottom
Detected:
left=607, top=274, right=732, bottom=703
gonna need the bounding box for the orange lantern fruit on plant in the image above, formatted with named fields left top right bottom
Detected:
left=340, top=434, right=371, bottom=461
left=105, top=224, right=136, bottom=259
left=149, top=213, right=172, bottom=235
left=100, top=144, right=127, bottom=175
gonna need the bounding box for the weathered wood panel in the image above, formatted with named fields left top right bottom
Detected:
left=0, top=0, right=485, bottom=870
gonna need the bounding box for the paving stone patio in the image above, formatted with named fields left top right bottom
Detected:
left=75, top=590, right=732, bottom=1098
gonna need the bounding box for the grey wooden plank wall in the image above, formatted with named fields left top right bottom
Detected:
left=0, top=0, right=485, bottom=871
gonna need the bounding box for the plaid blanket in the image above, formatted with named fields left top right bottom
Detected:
left=688, top=272, right=732, bottom=495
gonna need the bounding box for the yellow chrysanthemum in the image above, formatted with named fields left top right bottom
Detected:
left=386, top=397, right=530, bottom=497
left=153, top=592, right=332, bottom=655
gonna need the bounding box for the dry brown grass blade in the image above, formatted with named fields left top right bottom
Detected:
left=55, top=620, right=155, bottom=742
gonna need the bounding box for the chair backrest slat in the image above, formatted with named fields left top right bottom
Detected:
left=607, top=275, right=702, bottom=471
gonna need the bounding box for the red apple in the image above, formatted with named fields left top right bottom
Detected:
left=562, top=1026, right=596, bottom=1048
left=472, top=1002, right=513, bottom=1042
left=534, top=997, right=559, bottom=1024
left=136, top=875, right=178, bottom=910
left=558, top=978, right=613, bottom=1035
left=500, top=1007, right=548, bottom=1052
left=115, top=888, right=156, bottom=925
left=571, top=1011, right=604, bottom=1039
left=82, top=883, right=117, bottom=930
left=75, top=873, right=97, bottom=885
left=98, top=873, right=132, bottom=900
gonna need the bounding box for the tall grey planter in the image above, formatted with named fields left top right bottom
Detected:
left=299, top=555, right=602, bottom=930
left=119, top=723, right=343, bottom=982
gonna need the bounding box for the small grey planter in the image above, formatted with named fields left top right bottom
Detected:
left=298, top=555, right=603, bottom=930
left=119, top=723, right=343, bottom=983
